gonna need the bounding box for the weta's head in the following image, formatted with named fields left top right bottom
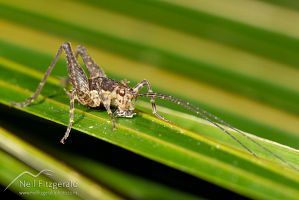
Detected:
left=114, top=86, right=137, bottom=118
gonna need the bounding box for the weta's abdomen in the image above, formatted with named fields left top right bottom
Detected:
left=76, top=90, right=101, bottom=107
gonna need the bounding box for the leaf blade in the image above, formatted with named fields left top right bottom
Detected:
left=1, top=57, right=299, bottom=199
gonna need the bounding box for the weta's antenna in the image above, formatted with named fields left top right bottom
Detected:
left=138, top=92, right=297, bottom=171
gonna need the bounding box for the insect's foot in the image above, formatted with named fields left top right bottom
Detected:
left=114, top=110, right=136, bottom=118
left=111, top=120, right=117, bottom=131
left=109, top=115, right=117, bottom=131
left=60, top=129, right=71, bottom=144
left=154, top=112, right=172, bottom=123
left=11, top=101, right=30, bottom=108
left=123, top=112, right=136, bottom=118
left=60, top=137, right=66, bottom=144
left=11, top=97, right=35, bottom=107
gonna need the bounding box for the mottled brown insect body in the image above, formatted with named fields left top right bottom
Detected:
left=12, top=42, right=161, bottom=143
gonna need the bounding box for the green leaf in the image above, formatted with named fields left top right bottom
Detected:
left=1, top=0, right=299, bottom=199
left=0, top=0, right=299, bottom=149
left=0, top=127, right=202, bottom=200
left=0, top=127, right=123, bottom=200
left=1, top=45, right=299, bottom=199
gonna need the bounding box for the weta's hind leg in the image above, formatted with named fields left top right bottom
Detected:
left=12, top=42, right=91, bottom=144
left=12, top=42, right=90, bottom=107
left=75, top=45, right=106, bottom=79
left=11, top=45, right=64, bottom=107
left=133, top=79, right=170, bottom=122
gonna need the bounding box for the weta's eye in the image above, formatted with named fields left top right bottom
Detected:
left=119, top=89, right=125, bottom=96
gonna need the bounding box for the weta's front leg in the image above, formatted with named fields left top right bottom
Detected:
left=60, top=89, right=76, bottom=144
left=101, top=96, right=116, bottom=130
left=133, top=79, right=170, bottom=122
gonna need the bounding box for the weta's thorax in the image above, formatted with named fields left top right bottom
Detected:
left=89, top=77, right=137, bottom=117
